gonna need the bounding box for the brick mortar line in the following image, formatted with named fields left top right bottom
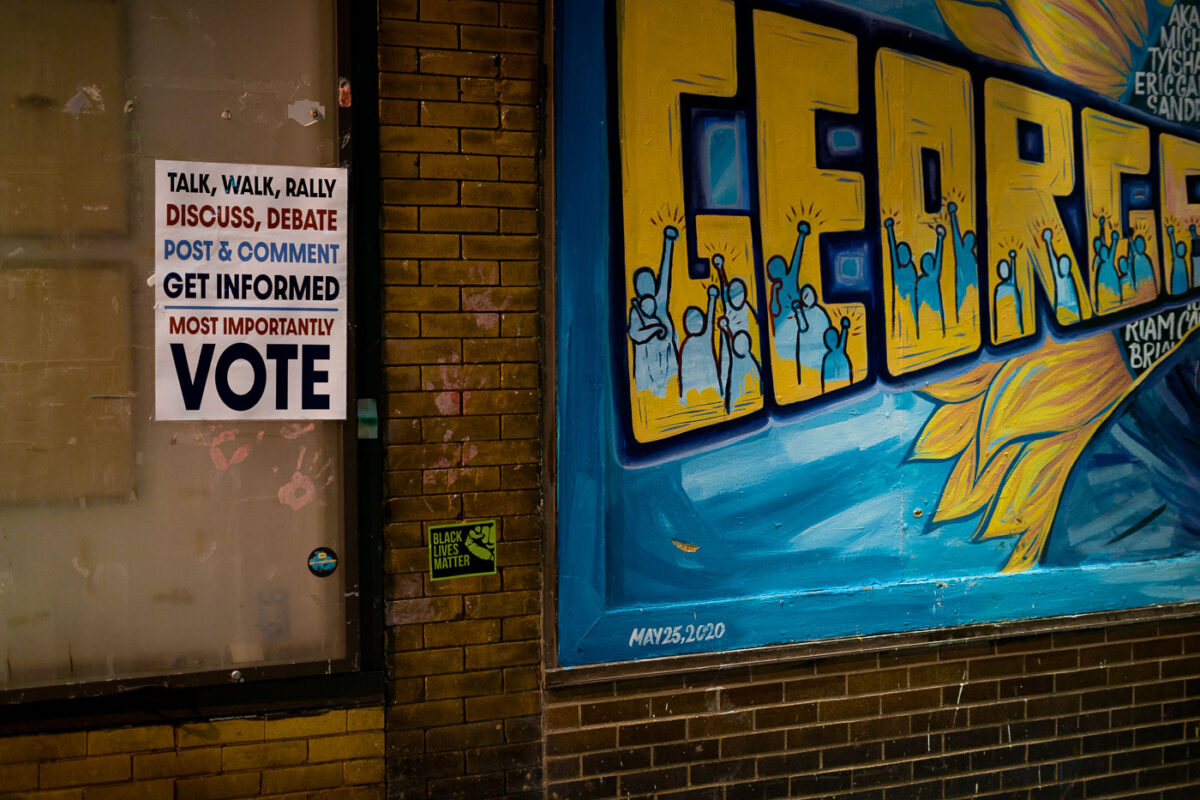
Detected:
left=545, top=651, right=1200, bottom=698
left=543, top=669, right=1200, bottom=724
left=542, top=651, right=1200, bottom=709
left=5, top=734, right=385, bottom=758
left=589, top=746, right=1196, bottom=796
left=1087, top=776, right=1200, bottom=800
left=597, top=754, right=1185, bottom=800
left=582, top=738, right=1198, bottom=798
left=677, top=760, right=1108, bottom=799
left=545, top=686, right=1197, bottom=737
left=387, top=179, right=540, bottom=185
left=546, top=748, right=1192, bottom=792
left=543, top=718, right=1200, bottom=785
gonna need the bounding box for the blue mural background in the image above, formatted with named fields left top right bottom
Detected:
left=556, top=0, right=1200, bottom=667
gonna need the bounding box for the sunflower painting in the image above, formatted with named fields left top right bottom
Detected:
left=912, top=0, right=1189, bottom=573
left=934, top=0, right=1172, bottom=99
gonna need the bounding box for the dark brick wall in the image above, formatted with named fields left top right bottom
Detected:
left=376, top=0, right=544, bottom=798
left=0, top=710, right=385, bottom=799
left=543, top=617, right=1200, bottom=798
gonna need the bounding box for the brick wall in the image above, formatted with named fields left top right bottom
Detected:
left=542, top=617, right=1200, bottom=798
left=376, top=0, right=544, bottom=798
left=0, top=708, right=385, bottom=800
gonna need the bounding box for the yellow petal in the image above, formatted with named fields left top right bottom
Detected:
left=910, top=396, right=982, bottom=461
left=934, top=0, right=1042, bottom=70
left=1008, top=0, right=1136, bottom=97
left=1003, top=526, right=1053, bottom=572
left=938, top=0, right=1152, bottom=100
left=976, top=337, right=1130, bottom=467
left=935, top=440, right=978, bottom=523
left=918, top=361, right=1002, bottom=404
left=975, top=429, right=1087, bottom=542
left=934, top=440, right=1022, bottom=523
left=1088, top=0, right=1150, bottom=53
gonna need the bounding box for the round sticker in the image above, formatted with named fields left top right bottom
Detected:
left=307, top=547, right=339, bottom=577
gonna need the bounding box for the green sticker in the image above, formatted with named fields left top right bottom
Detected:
left=428, top=519, right=497, bottom=581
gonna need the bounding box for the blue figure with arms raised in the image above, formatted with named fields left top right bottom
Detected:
left=946, top=201, right=977, bottom=322
left=627, top=225, right=680, bottom=396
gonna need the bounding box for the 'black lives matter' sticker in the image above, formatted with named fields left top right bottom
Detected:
left=429, top=520, right=498, bottom=581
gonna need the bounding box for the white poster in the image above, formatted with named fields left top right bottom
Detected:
left=154, top=160, right=348, bottom=420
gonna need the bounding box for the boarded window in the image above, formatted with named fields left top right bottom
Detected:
left=0, top=0, right=351, bottom=693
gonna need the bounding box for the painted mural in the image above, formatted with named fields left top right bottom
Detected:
left=556, top=0, right=1200, bottom=666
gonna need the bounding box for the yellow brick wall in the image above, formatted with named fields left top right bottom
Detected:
left=0, top=708, right=385, bottom=800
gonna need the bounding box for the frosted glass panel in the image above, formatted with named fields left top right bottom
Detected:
left=0, top=0, right=347, bottom=693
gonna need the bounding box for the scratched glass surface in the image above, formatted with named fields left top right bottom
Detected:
left=0, top=0, right=344, bottom=692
